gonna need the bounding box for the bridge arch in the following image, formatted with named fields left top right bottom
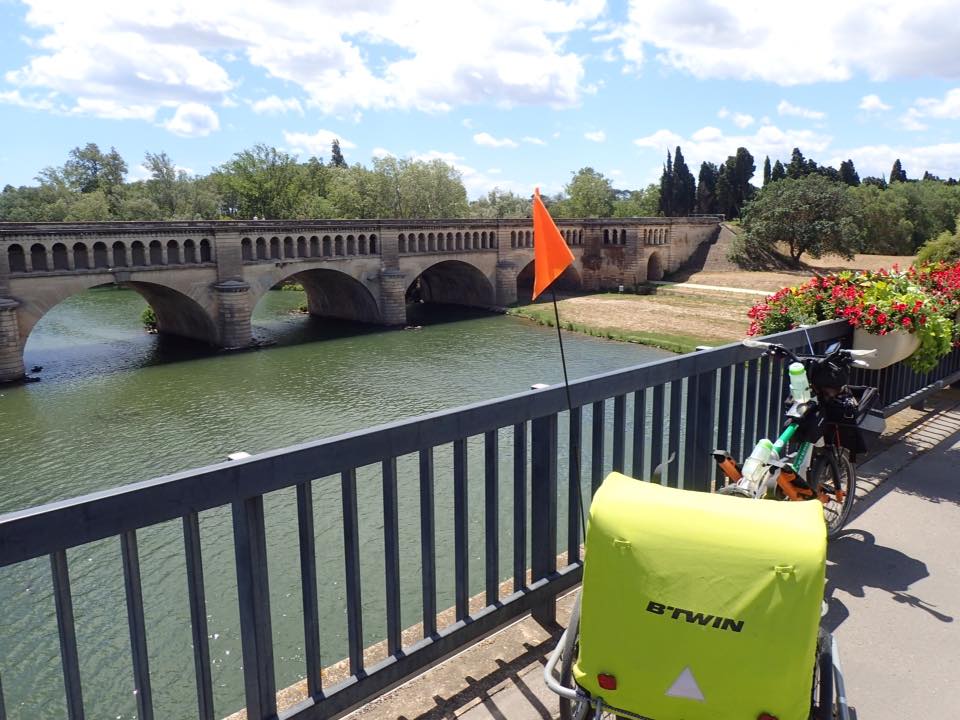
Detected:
left=515, top=259, right=582, bottom=302
left=248, top=266, right=382, bottom=324
left=406, top=259, right=495, bottom=308
left=15, top=275, right=219, bottom=351
left=647, top=251, right=664, bottom=281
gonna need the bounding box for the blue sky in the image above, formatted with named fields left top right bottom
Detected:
left=2, top=0, right=960, bottom=198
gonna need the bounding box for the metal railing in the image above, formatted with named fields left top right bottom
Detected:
left=1, top=320, right=958, bottom=720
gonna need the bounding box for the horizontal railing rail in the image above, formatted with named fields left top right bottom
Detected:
left=1, top=320, right=957, bottom=720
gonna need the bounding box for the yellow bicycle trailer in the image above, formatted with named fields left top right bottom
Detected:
left=544, top=472, right=850, bottom=720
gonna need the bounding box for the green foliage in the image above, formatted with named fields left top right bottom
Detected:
left=849, top=184, right=914, bottom=254
left=696, top=162, right=718, bottom=213
left=468, top=188, right=531, bottom=218
left=771, top=160, right=786, bottom=182
left=762, top=156, right=771, bottom=186
left=670, top=146, right=696, bottom=216
left=740, top=174, right=863, bottom=263
left=612, top=185, right=659, bottom=217
left=917, top=220, right=960, bottom=264
left=141, top=306, right=157, bottom=332
left=889, top=158, right=907, bottom=184
left=839, top=159, right=860, bottom=187
left=564, top=167, right=615, bottom=217
left=330, top=139, right=347, bottom=168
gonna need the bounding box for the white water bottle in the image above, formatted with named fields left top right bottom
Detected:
left=788, top=362, right=811, bottom=404
left=740, top=438, right=777, bottom=490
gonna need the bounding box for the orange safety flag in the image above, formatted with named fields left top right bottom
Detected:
left=532, top=187, right=574, bottom=301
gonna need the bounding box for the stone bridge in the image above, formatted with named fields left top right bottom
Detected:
left=0, top=217, right=721, bottom=382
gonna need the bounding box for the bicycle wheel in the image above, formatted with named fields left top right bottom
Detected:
left=557, top=636, right=591, bottom=720
left=809, top=449, right=856, bottom=538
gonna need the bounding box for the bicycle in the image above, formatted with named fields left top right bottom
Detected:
left=713, top=339, right=885, bottom=538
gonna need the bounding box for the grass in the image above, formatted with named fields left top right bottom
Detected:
left=508, top=305, right=715, bottom=354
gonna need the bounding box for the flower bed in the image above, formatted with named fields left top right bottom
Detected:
left=747, top=261, right=959, bottom=373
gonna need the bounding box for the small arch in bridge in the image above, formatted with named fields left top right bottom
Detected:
left=603, top=229, right=609, bottom=244
left=94, top=242, right=109, bottom=268
left=112, top=241, right=128, bottom=267
left=526, top=230, right=533, bottom=247
left=256, top=237, right=267, bottom=260
left=270, top=237, right=281, bottom=259
left=335, top=235, right=345, bottom=256
left=481, top=231, right=487, bottom=249
left=72, top=243, right=89, bottom=270
left=167, top=240, right=181, bottom=265
left=455, top=232, right=462, bottom=250
left=130, top=241, right=146, bottom=266
left=310, top=236, right=319, bottom=257
left=370, top=234, right=377, bottom=254
left=148, top=240, right=163, bottom=265
left=183, top=240, right=196, bottom=264
left=50, top=243, right=68, bottom=271
left=647, top=251, right=664, bottom=281
left=510, top=230, right=516, bottom=248
left=358, top=234, right=367, bottom=254
left=347, top=235, right=356, bottom=255
left=398, top=234, right=407, bottom=253
left=428, top=233, right=436, bottom=252
left=490, top=231, right=497, bottom=248
left=283, top=236, right=294, bottom=259
left=260, top=267, right=382, bottom=324
left=323, top=236, right=332, bottom=256
left=297, top=236, right=307, bottom=257
left=406, top=259, right=496, bottom=308
left=199, top=239, right=211, bottom=262
left=473, top=232, right=480, bottom=249
left=241, top=238, right=253, bottom=261
left=415, top=233, right=424, bottom=252
left=30, top=244, right=48, bottom=272
left=7, top=244, right=25, bottom=272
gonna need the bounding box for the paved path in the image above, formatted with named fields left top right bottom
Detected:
left=349, top=391, right=960, bottom=720
left=649, top=280, right=770, bottom=295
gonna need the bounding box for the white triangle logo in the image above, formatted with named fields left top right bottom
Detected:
left=665, top=666, right=705, bottom=702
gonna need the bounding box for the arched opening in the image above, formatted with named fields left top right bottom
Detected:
left=511, top=230, right=517, bottom=248
left=418, top=234, right=426, bottom=252
left=199, top=239, right=211, bottom=262
left=256, top=237, right=267, bottom=260
left=297, top=236, right=307, bottom=257
left=647, top=251, right=664, bottom=281
left=515, top=259, right=581, bottom=303
left=93, top=242, right=109, bottom=268
left=30, top=244, right=48, bottom=272
left=132, top=241, right=147, bottom=266
left=398, top=234, right=407, bottom=253
left=369, top=235, right=377, bottom=255
left=183, top=240, right=196, bottom=263
left=406, top=260, right=496, bottom=310
left=166, top=240, right=181, bottom=265
left=256, top=267, right=382, bottom=325
left=472, top=232, right=479, bottom=249
left=335, top=236, right=344, bottom=256
left=455, top=232, right=462, bottom=250
left=270, top=237, right=281, bottom=259
left=72, top=243, right=89, bottom=270
left=52, top=243, right=69, bottom=270
left=347, top=235, right=356, bottom=255
left=112, top=241, right=128, bottom=267
left=309, top=236, right=319, bottom=257
left=284, top=236, right=295, bottom=258
left=8, top=244, right=26, bottom=272
left=359, top=235, right=367, bottom=255
left=323, top=236, right=332, bottom=256
left=428, top=233, right=436, bottom=252
left=148, top=241, right=163, bottom=265
left=241, top=238, right=253, bottom=261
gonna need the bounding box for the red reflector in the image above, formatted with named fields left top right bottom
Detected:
left=597, top=673, right=617, bottom=690
left=758, top=714, right=778, bottom=720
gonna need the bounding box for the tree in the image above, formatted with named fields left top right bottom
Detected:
left=889, top=158, right=907, bottom=184
left=612, top=185, right=659, bottom=217
left=658, top=151, right=673, bottom=216
left=763, top=156, right=771, bottom=186
left=213, top=144, right=304, bottom=219
left=839, top=159, right=860, bottom=187
left=330, top=139, right=347, bottom=168
left=740, top=174, right=863, bottom=263
left=771, top=160, right=786, bottom=182
left=469, top=188, right=531, bottom=218
left=670, top=146, right=696, bottom=216
left=717, top=147, right=755, bottom=218
left=786, top=148, right=808, bottom=179
left=565, top=167, right=615, bottom=217
left=695, top=162, right=718, bottom=214
left=849, top=184, right=913, bottom=254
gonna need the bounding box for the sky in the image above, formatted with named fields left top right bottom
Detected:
left=1, top=0, right=960, bottom=199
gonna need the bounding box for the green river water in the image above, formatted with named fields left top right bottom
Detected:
left=0, top=288, right=671, bottom=719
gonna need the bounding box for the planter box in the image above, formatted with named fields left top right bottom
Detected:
left=852, top=328, right=920, bottom=369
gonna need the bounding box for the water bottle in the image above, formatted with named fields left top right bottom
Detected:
left=788, top=362, right=811, bottom=404
left=740, top=438, right=777, bottom=490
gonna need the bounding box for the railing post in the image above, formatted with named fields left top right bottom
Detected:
left=531, top=413, right=558, bottom=627
left=232, top=496, right=277, bottom=719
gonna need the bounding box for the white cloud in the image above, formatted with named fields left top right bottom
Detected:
left=523, top=136, right=546, bottom=145
left=717, top=107, right=729, bottom=119
left=473, top=132, right=518, bottom=148
left=618, top=0, right=960, bottom=85
left=584, top=130, right=606, bottom=142
left=2, top=0, right=605, bottom=123
left=371, top=147, right=393, bottom=159
left=731, top=112, right=754, bottom=128
left=859, top=94, right=892, bottom=112
left=414, top=149, right=522, bottom=197
left=900, top=109, right=928, bottom=132
left=913, top=87, right=960, bottom=119
left=162, top=103, right=220, bottom=137
left=634, top=124, right=832, bottom=171
left=0, top=89, right=55, bottom=111
left=461, top=118, right=474, bottom=128
left=777, top=100, right=826, bottom=120
left=283, top=129, right=356, bottom=157
left=829, top=143, right=960, bottom=180
left=251, top=95, right=303, bottom=115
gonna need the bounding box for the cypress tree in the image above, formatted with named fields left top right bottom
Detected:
left=839, top=159, right=860, bottom=186
left=671, top=146, right=696, bottom=216
left=889, top=158, right=907, bottom=184
left=763, top=156, right=771, bottom=186
left=787, top=148, right=807, bottom=179
left=658, top=150, right=674, bottom=216
left=771, top=160, right=786, bottom=182
left=331, top=139, right=347, bottom=168
left=696, top=161, right=719, bottom=214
